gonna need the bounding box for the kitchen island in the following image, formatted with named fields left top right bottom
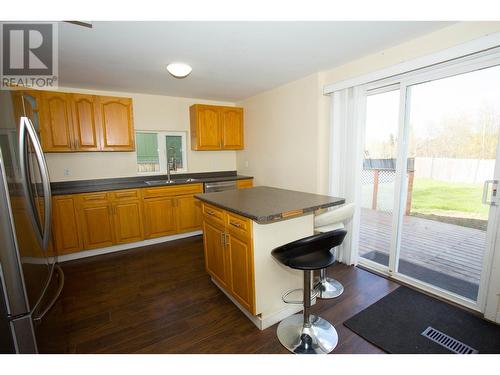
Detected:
left=195, top=186, right=345, bottom=330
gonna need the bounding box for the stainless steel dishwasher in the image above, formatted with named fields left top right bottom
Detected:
left=204, top=180, right=238, bottom=192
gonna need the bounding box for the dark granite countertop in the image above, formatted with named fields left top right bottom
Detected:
left=51, top=171, right=253, bottom=195
left=195, top=186, right=345, bottom=224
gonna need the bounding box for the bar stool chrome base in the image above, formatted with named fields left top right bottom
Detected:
left=314, top=276, right=344, bottom=299
left=276, top=313, right=339, bottom=354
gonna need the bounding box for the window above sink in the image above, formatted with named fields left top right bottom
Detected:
left=136, top=131, right=188, bottom=175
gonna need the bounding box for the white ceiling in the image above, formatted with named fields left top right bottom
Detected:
left=59, top=21, right=453, bottom=101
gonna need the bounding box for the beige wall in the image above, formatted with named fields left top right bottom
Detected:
left=237, top=21, right=500, bottom=194
left=236, top=74, right=322, bottom=192
left=46, top=87, right=237, bottom=182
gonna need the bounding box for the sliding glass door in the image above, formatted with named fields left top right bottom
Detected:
left=359, top=88, right=400, bottom=268
left=358, top=57, right=500, bottom=311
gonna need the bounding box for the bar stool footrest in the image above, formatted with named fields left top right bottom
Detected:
left=282, top=288, right=319, bottom=305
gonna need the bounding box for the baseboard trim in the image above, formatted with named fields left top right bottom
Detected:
left=211, top=278, right=303, bottom=331
left=57, top=231, right=202, bottom=263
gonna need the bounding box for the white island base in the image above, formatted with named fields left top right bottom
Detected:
left=212, top=214, right=315, bottom=330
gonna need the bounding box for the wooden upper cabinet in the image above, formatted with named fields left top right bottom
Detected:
left=97, top=96, right=135, bottom=151
left=220, top=107, right=244, bottom=150
left=27, top=90, right=135, bottom=153
left=190, top=104, right=244, bottom=150
left=190, top=105, right=221, bottom=150
left=39, top=91, right=74, bottom=152
left=70, top=94, right=100, bottom=151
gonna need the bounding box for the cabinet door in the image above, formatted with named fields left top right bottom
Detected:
left=142, top=197, right=177, bottom=238
left=202, top=220, right=228, bottom=287
left=112, top=200, right=144, bottom=244
left=220, top=107, right=244, bottom=150
left=226, top=233, right=255, bottom=313
left=71, top=94, right=100, bottom=151
left=97, top=96, right=135, bottom=151
left=52, top=195, right=82, bottom=255
left=77, top=199, right=115, bottom=249
left=176, top=195, right=202, bottom=233
left=191, top=105, right=221, bottom=150
left=39, top=91, right=74, bottom=152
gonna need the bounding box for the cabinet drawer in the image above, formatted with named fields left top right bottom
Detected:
left=141, top=183, right=203, bottom=199
left=236, top=179, right=253, bottom=189
left=202, top=203, right=225, bottom=225
left=79, top=192, right=108, bottom=203
left=225, top=211, right=251, bottom=239
left=109, top=189, right=140, bottom=201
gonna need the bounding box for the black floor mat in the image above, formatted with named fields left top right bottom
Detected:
left=344, top=286, right=500, bottom=353
left=362, top=250, right=479, bottom=300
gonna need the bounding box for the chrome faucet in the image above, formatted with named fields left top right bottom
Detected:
left=166, top=146, right=177, bottom=182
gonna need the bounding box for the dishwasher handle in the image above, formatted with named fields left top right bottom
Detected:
left=204, top=180, right=238, bottom=192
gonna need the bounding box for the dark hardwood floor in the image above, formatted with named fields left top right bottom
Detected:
left=36, top=235, right=399, bottom=354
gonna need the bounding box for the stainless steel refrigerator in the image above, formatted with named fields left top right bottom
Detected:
left=0, top=91, right=63, bottom=353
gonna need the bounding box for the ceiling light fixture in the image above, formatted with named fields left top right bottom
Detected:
left=166, top=63, right=192, bottom=78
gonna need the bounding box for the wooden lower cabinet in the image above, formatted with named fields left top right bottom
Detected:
left=112, top=199, right=144, bottom=244
left=142, top=197, right=177, bottom=239
left=76, top=198, right=115, bottom=250
left=52, top=195, right=82, bottom=254
left=55, top=189, right=146, bottom=254
left=49, top=183, right=206, bottom=256
left=236, top=179, right=253, bottom=189
left=202, top=219, right=228, bottom=288
left=142, top=183, right=203, bottom=238
left=201, top=203, right=255, bottom=314
left=225, top=232, right=255, bottom=313
left=176, top=195, right=202, bottom=233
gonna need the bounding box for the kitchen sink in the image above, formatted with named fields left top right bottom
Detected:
left=145, top=180, right=176, bottom=186
left=144, top=178, right=199, bottom=186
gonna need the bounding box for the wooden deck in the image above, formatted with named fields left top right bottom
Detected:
left=359, top=208, right=485, bottom=288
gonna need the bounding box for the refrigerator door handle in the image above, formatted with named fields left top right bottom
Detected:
left=18, top=117, right=52, bottom=251
left=32, top=264, right=64, bottom=322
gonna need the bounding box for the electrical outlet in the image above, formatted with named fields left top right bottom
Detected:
left=245, top=160, right=249, bottom=168
left=63, top=168, right=70, bottom=177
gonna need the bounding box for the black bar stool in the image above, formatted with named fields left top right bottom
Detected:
left=271, top=229, right=347, bottom=354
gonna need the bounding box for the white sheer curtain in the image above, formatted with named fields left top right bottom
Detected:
left=328, top=86, right=366, bottom=266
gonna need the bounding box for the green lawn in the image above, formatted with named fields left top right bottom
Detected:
left=411, top=178, right=489, bottom=220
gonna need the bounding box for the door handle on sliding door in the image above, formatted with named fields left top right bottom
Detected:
left=19, top=116, right=52, bottom=251
left=482, top=180, right=498, bottom=206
